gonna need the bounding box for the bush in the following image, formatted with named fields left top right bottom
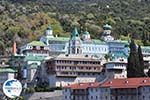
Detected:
left=12, top=96, right=24, bottom=100
left=55, top=87, right=62, bottom=90
left=34, top=86, right=54, bottom=92
left=34, top=86, right=62, bottom=92
left=25, top=87, right=35, bottom=93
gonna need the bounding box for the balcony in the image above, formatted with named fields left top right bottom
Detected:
left=55, top=67, right=103, bottom=73
left=56, top=72, right=77, bottom=77
left=55, top=63, right=101, bottom=67
left=106, top=66, right=126, bottom=70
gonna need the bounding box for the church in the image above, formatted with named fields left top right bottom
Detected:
left=39, top=24, right=129, bottom=62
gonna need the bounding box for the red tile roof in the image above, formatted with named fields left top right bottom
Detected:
left=64, top=82, right=100, bottom=89
left=64, top=78, right=150, bottom=90
left=101, top=77, right=150, bottom=89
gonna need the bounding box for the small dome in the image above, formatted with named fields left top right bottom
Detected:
left=82, top=31, right=91, bottom=41
left=45, top=26, right=53, bottom=37
left=47, top=26, right=52, bottom=30
left=103, top=24, right=112, bottom=30
left=83, top=31, right=90, bottom=35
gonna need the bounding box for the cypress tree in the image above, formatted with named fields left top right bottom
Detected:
left=138, top=45, right=146, bottom=77
left=138, top=46, right=144, bottom=67
left=17, top=66, right=22, bottom=80
left=127, top=40, right=145, bottom=78
left=127, top=39, right=137, bottom=77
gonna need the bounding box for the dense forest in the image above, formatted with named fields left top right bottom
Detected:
left=0, top=0, right=150, bottom=55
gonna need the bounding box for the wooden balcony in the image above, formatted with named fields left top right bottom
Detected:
left=55, top=67, right=103, bottom=73
left=56, top=72, right=77, bottom=77
left=55, top=63, right=101, bottom=67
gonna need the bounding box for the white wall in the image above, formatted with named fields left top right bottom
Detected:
left=27, top=61, right=41, bottom=66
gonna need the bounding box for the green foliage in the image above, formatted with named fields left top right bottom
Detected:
left=104, top=53, right=111, bottom=62
left=0, top=41, right=5, bottom=55
left=55, top=87, right=62, bottom=90
left=0, top=0, right=150, bottom=55
left=127, top=40, right=145, bottom=78
left=34, top=86, right=55, bottom=92
left=17, top=66, right=22, bottom=80
left=12, top=96, right=24, bottom=100
left=134, top=40, right=143, bottom=46
left=25, top=87, right=35, bottom=93
left=120, top=35, right=130, bottom=41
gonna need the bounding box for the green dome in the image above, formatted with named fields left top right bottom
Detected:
left=103, top=24, right=112, bottom=29
left=83, top=31, right=90, bottom=35
left=47, top=25, right=52, bottom=30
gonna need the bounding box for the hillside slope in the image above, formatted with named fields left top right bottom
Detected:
left=0, top=0, right=150, bottom=55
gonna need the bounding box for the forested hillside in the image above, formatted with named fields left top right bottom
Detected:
left=0, top=0, right=150, bottom=55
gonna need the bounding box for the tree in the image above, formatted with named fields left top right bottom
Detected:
left=0, top=41, right=5, bottom=55
left=138, top=45, right=146, bottom=77
left=138, top=46, right=144, bottom=67
left=127, top=39, right=145, bottom=78
left=16, top=65, right=22, bottom=80
left=104, top=53, right=111, bottom=62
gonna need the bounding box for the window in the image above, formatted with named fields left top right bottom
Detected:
left=64, top=96, right=67, bottom=99
left=91, top=88, right=93, bottom=92
left=92, top=47, right=94, bottom=51
left=96, top=96, right=98, bottom=99
left=80, top=67, right=83, bottom=69
left=65, top=89, right=67, bottom=92
left=95, top=88, right=98, bottom=92
left=105, top=96, right=108, bottom=99
left=88, top=47, right=90, bottom=51
left=143, top=87, right=145, bottom=91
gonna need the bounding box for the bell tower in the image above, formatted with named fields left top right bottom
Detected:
left=101, top=24, right=114, bottom=41
left=45, top=25, right=54, bottom=38
left=68, top=28, right=82, bottom=54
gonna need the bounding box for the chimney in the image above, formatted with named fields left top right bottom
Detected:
left=12, top=41, right=17, bottom=56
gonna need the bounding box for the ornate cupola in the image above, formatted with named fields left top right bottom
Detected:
left=101, top=24, right=114, bottom=41
left=45, top=25, right=54, bottom=38
left=82, top=30, right=91, bottom=41
left=68, top=27, right=82, bottom=54
left=103, top=24, right=112, bottom=35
